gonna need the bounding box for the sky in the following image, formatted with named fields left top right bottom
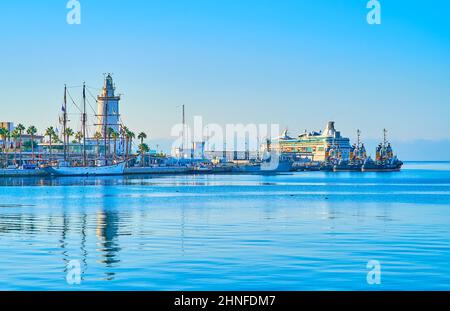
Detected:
left=0, top=1, right=449, bottom=158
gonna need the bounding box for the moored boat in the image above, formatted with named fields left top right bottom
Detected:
left=319, top=162, right=334, bottom=172
left=333, top=160, right=363, bottom=172
left=44, top=161, right=126, bottom=176
left=362, top=157, right=403, bottom=172
left=232, top=154, right=293, bottom=174
left=333, top=130, right=367, bottom=172
left=361, top=129, right=403, bottom=172
left=43, top=80, right=130, bottom=177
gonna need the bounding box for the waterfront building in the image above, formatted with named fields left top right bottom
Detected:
left=0, top=123, right=43, bottom=150
left=0, top=122, right=15, bottom=132
left=173, top=141, right=206, bottom=160
left=192, top=142, right=205, bottom=159
left=0, top=122, right=14, bottom=148
left=20, top=134, right=44, bottom=149
left=204, top=151, right=260, bottom=162
left=271, top=121, right=352, bottom=162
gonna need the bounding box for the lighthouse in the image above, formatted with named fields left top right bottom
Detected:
left=97, top=74, right=121, bottom=136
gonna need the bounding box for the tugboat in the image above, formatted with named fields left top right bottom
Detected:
left=333, top=130, right=367, bottom=172
left=320, top=139, right=340, bottom=171
left=362, top=129, right=403, bottom=172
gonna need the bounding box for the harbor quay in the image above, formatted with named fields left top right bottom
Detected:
left=0, top=75, right=403, bottom=177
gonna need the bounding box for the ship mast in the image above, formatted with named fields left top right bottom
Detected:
left=383, top=128, right=388, bottom=147
left=63, top=85, right=68, bottom=162
left=256, top=136, right=260, bottom=161
left=223, top=142, right=227, bottom=160
left=82, top=83, right=87, bottom=166
left=104, top=76, right=108, bottom=165
left=357, top=129, right=361, bottom=149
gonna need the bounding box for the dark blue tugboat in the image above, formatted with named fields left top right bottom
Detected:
left=333, top=130, right=366, bottom=172
left=362, top=129, right=403, bottom=172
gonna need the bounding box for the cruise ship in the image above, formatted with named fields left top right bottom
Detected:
left=271, top=122, right=352, bottom=162
left=270, top=123, right=403, bottom=173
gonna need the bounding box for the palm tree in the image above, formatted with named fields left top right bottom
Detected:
left=138, top=143, right=149, bottom=167
left=75, top=131, right=83, bottom=144
left=126, top=130, right=135, bottom=160
left=137, top=131, right=148, bottom=167
left=138, top=132, right=147, bottom=145
left=120, top=125, right=129, bottom=158
left=53, top=133, right=61, bottom=145
left=0, top=128, right=10, bottom=167
left=45, top=127, right=56, bottom=163
left=111, top=131, right=119, bottom=161
left=75, top=131, right=83, bottom=160
left=11, top=129, right=20, bottom=166
left=16, top=124, right=25, bottom=164
left=26, top=126, right=37, bottom=164
left=93, top=131, right=102, bottom=159
left=64, top=127, right=74, bottom=161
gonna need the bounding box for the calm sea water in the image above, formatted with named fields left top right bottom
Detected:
left=0, top=162, right=449, bottom=290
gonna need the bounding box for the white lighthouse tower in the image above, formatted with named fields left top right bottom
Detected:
left=96, top=74, right=121, bottom=136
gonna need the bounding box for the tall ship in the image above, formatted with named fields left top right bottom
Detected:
left=44, top=161, right=126, bottom=176
left=44, top=75, right=127, bottom=176
left=362, top=129, right=403, bottom=172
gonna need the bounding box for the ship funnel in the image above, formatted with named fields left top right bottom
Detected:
left=323, top=121, right=336, bottom=137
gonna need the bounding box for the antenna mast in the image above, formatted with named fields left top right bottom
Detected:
left=181, top=104, right=185, bottom=153
left=104, top=77, right=109, bottom=164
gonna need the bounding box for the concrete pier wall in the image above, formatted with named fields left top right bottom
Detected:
left=0, top=169, right=48, bottom=177
left=124, top=166, right=190, bottom=175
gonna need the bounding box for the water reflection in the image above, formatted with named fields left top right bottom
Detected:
left=0, top=187, right=123, bottom=283
left=96, top=210, right=121, bottom=280
left=1, top=163, right=450, bottom=290
left=80, top=212, right=88, bottom=280
left=1, top=164, right=450, bottom=189
left=59, top=209, right=70, bottom=275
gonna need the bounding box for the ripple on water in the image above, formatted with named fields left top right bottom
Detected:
left=1, top=163, right=450, bottom=289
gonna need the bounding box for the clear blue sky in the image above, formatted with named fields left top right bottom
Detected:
left=0, top=0, right=449, bottom=144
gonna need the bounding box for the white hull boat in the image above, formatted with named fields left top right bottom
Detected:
left=44, top=161, right=126, bottom=176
